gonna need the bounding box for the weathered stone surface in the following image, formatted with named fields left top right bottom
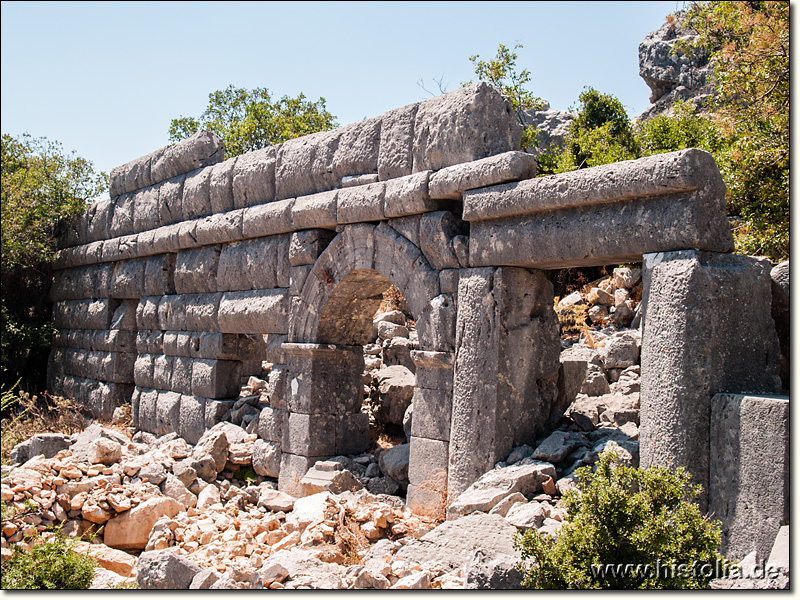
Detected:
left=232, top=147, right=276, bottom=208
left=194, top=209, right=243, bottom=245
left=375, top=365, right=415, bottom=425
left=336, top=181, right=385, bottom=224
left=174, top=246, right=220, bottom=294
left=447, top=461, right=556, bottom=518
left=463, top=548, right=524, bottom=590
left=275, top=130, right=340, bottom=200
left=410, top=386, right=452, bottom=441
left=384, top=171, right=446, bottom=218
left=217, top=237, right=280, bottom=291
left=257, top=487, right=295, bottom=512
left=331, top=116, right=381, bottom=180
left=300, top=463, right=364, bottom=495
left=466, top=150, right=734, bottom=269
left=217, top=289, right=290, bottom=334
left=137, top=548, right=205, bottom=589
left=289, top=229, right=335, bottom=266
left=412, top=83, right=522, bottom=173
left=710, top=394, right=789, bottom=562
left=104, top=497, right=183, bottom=551
left=394, top=512, right=520, bottom=571
left=419, top=211, right=467, bottom=270
left=429, top=151, right=536, bottom=200
left=449, top=267, right=559, bottom=499
left=406, top=437, right=449, bottom=515
left=378, top=443, right=410, bottom=485
left=378, top=103, right=418, bottom=181
left=290, top=189, right=338, bottom=230
left=640, top=250, right=782, bottom=508
left=252, top=439, right=281, bottom=478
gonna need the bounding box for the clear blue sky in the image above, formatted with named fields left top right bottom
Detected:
left=2, top=1, right=683, bottom=179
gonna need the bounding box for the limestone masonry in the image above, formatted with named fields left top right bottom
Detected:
left=47, top=83, right=787, bottom=559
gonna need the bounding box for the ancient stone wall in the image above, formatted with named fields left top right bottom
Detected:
left=48, top=82, right=785, bottom=540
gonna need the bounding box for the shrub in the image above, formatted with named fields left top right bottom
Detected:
left=514, top=450, right=725, bottom=589
left=1, top=531, right=96, bottom=589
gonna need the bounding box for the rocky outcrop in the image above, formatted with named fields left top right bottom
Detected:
left=637, top=13, right=715, bottom=120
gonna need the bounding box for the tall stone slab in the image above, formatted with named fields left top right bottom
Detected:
left=448, top=267, right=560, bottom=500
left=639, top=250, right=782, bottom=509
left=709, top=394, right=789, bottom=562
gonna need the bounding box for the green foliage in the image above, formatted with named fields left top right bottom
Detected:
left=678, top=1, right=789, bottom=261
left=1, top=531, right=97, bottom=589
left=514, top=450, right=725, bottom=589
left=466, top=43, right=543, bottom=149
left=552, top=88, right=639, bottom=173
left=169, top=85, right=338, bottom=158
left=636, top=101, right=724, bottom=155
left=1, top=134, right=106, bottom=390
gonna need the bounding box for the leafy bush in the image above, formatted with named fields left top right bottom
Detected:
left=1, top=531, right=96, bottom=589
left=514, top=450, right=725, bottom=589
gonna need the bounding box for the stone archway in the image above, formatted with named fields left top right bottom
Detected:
left=278, top=222, right=454, bottom=502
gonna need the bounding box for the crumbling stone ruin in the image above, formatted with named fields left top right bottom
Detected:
left=46, top=82, right=788, bottom=566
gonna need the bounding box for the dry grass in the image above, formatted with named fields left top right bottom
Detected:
left=325, top=499, right=369, bottom=566
left=1, top=387, right=85, bottom=464
left=554, top=297, right=591, bottom=338
left=375, top=285, right=412, bottom=326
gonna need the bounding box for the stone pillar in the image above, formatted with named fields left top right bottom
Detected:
left=448, top=267, right=560, bottom=501
left=709, top=394, right=789, bottom=561
left=278, top=342, right=368, bottom=496
left=640, top=250, right=781, bottom=509
left=406, top=350, right=453, bottom=516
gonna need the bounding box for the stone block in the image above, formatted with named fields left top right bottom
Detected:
left=137, top=388, right=159, bottom=433
left=465, top=149, right=735, bottom=269
left=416, top=294, right=456, bottom=352
left=184, top=293, right=222, bottom=332
left=217, top=289, right=291, bottom=334
left=278, top=453, right=318, bottom=497
left=266, top=363, right=287, bottom=409
left=429, top=151, right=537, bottom=200
left=132, top=186, right=161, bottom=233
left=640, top=251, right=782, bottom=509
left=289, top=229, right=336, bottom=266
left=152, top=354, right=175, bottom=391
left=209, top=157, right=237, bottom=214
left=335, top=412, right=370, bottom=456
left=217, top=237, right=279, bottom=291
left=174, top=246, right=220, bottom=294
left=439, top=269, right=459, bottom=294
left=241, top=198, right=294, bottom=238
left=86, top=198, right=113, bottom=242
left=258, top=406, right=286, bottom=443
left=275, top=235, right=291, bottom=287
left=136, top=330, right=163, bottom=355
left=290, top=189, right=338, bottom=230
left=146, top=130, right=223, bottom=186
left=155, top=175, right=185, bottom=227
left=134, top=354, right=155, bottom=389
left=182, top=167, right=213, bottom=220
left=710, top=394, right=789, bottom=562
left=191, top=359, right=241, bottom=399
left=419, top=211, right=467, bottom=271
left=383, top=170, right=448, bottom=218
left=275, top=129, right=341, bottom=200
left=110, top=300, right=137, bottom=331
left=449, top=267, right=560, bottom=498
left=387, top=214, right=421, bottom=247
left=156, top=391, right=182, bottom=437
left=111, top=258, right=146, bottom=298
left=232, top=146, right=276, bottom=208
left=110, top=193, right=135, bottom=238
left=289, top=265, right=312, bottom=295
left=411, top=351, right=454, bottom=391
left=143, top=254, right=176, bottom=296
left=252, top=439, right=281, bottom=478
left=170, top=356, right=194, bottom=395
left=412, top=83, right=521, bottom=173
left=341, top=173, right=378, bottom=188
left=194, top=209, right=243, bottom=246
left=336, top=181, right=386, bottom=224
left=406, top=437, right=449, bottom=514
left=136, top=297, right=161, bottom=330
left=283, top=344, right=364, bottom=415
left=53, top=299, right=113, bottom=330
left=150, top=223, right=182, bottom=254
left=378, top=102, right=418, bottom=181
left=179, top=395, right=206, bottom=446
left=282, top=412, right=336, bottom=456
left=158, top=295, right=188, bottom=331
left=332, top=116, right=381, bottom=180
left=410, top=387, right=452, bottom=441
left=205, top=399, right=234, bottom=430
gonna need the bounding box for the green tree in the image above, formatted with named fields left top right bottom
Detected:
left=466, top=42, right=544, bottom=149
left=169, top=85, right=338, bottom=158
left=1, top=133, right=106, bottom=389
left=636, top=101, right=724, bottom=156
left=554, top=87, right=639, bottom=173
left=514, top=450, right=725, bottom=589
left=678, top=1, right=789, bottom=260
